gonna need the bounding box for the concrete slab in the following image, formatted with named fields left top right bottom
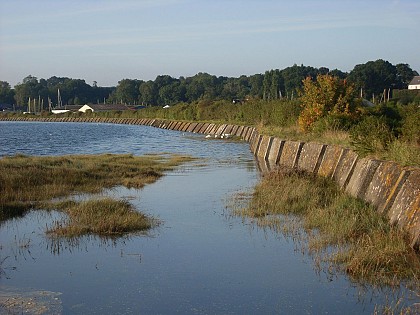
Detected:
left=387, top=168, right=420, bottom=249
left=297, top=142, right=327, bottom=174
left=256, top=136, right=273, bottom=160
left=364, top=161, right=407, bottom=214
left=187, top=122, right=198, bottom=132
left=278, top=141, right=304, bottom=169
left=332, top=149, right=359, bottom=189
left=267, top=138, right=285, bottom=165
left=345, top=158, right=381, bottom=199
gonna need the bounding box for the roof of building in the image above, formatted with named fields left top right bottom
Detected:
left=409, top=76, right=420, bottom=86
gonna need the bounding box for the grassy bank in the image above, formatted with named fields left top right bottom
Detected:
left=233, top=167, right=420, bottom=288
left=0, top=153, right=194, bottom=236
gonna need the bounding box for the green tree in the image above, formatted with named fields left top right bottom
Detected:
left=280, top=64, right=318, bottom=98
left=248, top=74, right=264, bottom=98
left=113, top=79, right=141, bottom=104
left=139, top=81, right=156, bottom=105
left=0, top=81, right=15, bottom=105
left=395, top=63, right=419, bottom=89
left=14, top=75, right=41, bottom=106
left=347, top=59, right=398, bottom=99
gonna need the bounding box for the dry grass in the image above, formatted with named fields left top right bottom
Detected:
left=0, top=153, right=195, bottom=221
left=259, top=124, right=351, bottom=147
left=45, top=198, right=155, bottom=237
left=233, top=167, right=420, bottom=288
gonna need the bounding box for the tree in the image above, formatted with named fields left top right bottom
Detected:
left=347, top=59, right=397, bottom=99
left=395, top=63, right=419, bottom=89
left=0, top=81, right=15, bottom=105
left=139, top=81, right=156, bottom=105
left=14, top=75, right=41, bottom=106
left=248, top=74, right=264, bottom=98
left=113, top=79, right=141, bottom=104
left=298, top=74, right=360, bottom=132
left=280, top=64, right=318, bottom=98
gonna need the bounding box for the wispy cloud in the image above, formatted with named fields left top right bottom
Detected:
left=1, top=9, right=415, bottom=54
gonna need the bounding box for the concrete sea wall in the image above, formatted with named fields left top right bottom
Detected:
left=1, top=116, right=419, bottom=250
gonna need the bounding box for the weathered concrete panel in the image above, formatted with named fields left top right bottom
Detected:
left=192, top=123, right=203, bottom=133
left=278, top=141, right=304, bottom=169
left=317, top=145, right=344, bottom=178
left=178, top=122, right=187, bottom=131
left=267, top=138, right=285, bottom=165
left=205, top=123, right=216, bottom=134
left=241, top=126, right=249, bottom=139
left=231, top=125, right=240, bottom=136
left=215, top=124, right=227, bottom=136
left=256, top=136, right=273, bottom=160
left=182, top=122, right=191, bottom=132
left=332, top=149, right=358, bottom=189
left=388, top=169, right=420, bottom=249
left=196, top=123, right=207, bottom=133
left=166, top=121, right=175, bottom=130
left=187, top=122, right=198, bottom=132
left=224, top=125, right=234, bottom=135
left=175, top=122, right=184, bottom=131
left=364, top=161, right=406, bottom=214
left=251, top=134, right=263, bottom=155
left=345, top=158, right=381, bottom=199
left=245, top=127, right=254, bottom=141
left=249, top=130, right=260, bottom=152
left=235, top=126, right=244, bottom=137
left=297, top=142, right=326, bottom=174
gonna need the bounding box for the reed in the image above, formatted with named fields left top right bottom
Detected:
left=0, top=153, right=194, bottom=221
left=233, top=167, right=420, bottom=288
left=45, top=198, right=155, bottom=237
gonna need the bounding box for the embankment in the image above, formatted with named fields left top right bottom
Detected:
left=1, top=116, right=419, bottom=250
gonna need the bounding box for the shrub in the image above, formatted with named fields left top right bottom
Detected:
left=298, top=74, right=361, bottom=132
left=399, top=104, right=420, bottom=144
left=350, top=115, right=394, bottom=155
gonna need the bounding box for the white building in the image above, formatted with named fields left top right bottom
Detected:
left=408, top=76, right=420, bottom=90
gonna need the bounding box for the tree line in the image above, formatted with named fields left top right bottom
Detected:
left=0, top=59, right=418, bottom=109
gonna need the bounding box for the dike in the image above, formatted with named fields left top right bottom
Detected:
left=1, top=116, right=419, bottom=250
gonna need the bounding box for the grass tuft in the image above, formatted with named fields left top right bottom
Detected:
left=45, top=198, right=155, bottom=237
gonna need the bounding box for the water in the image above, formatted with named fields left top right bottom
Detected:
left=0, top=121, right=417, bottom=314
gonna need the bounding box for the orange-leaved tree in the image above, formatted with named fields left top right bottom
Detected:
left=298, top=74, right=361, bottom=132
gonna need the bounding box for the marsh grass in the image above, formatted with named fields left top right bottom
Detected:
left=44, top=198, right=155, bottom=237
left=0, top=153, right=194, bottom=235
left=233, top=167, right=420, bottom=288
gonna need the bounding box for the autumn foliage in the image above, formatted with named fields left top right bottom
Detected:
left=298, top=74, right=360, bottom=132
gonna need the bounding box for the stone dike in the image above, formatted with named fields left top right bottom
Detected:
left=1, top=116, right=419, bottom=250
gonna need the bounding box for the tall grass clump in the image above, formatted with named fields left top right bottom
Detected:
left=46, top=198, right=155, bottom=237
left=235, top=167, right=420, bottom=287
left=350, top=115, right=394, bottom=156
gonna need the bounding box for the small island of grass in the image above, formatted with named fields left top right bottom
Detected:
left=0, top=153, right=195, bottom=236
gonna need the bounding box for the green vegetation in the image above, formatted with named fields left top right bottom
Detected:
left=233, top=167, right=420, bottom=287
left=1, top=59, right=417, bottom=109
left=44, top=198, right=154, bottom=237
left=0, top=153, right=194, bottom=235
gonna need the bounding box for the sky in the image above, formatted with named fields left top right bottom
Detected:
left=1, top=0, right=419, bottom=87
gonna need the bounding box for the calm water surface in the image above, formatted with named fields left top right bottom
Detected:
left=0, top=121, right=417, bottom=314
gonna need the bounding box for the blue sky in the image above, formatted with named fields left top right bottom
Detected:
left=1, top=0, right=419, bottom=87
